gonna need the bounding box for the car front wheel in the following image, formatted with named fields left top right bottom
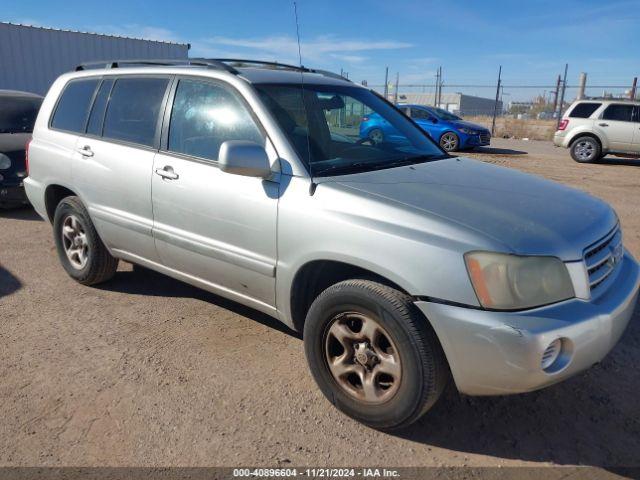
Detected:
left=440, top=132, right=459, bottom=152
left=304, top=279, right=449, bottom=430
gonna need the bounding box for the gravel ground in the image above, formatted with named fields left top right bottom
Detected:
left=1, top=138, right=639, bottom=471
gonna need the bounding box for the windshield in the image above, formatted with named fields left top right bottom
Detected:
left=431, top=107, right=461, bottom=121
left=255, top=83, right=446, bottom=177
left=0, top=96, right=42, bottom=134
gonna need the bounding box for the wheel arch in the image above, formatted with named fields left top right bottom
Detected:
left=44, top=184, right=79, bottom=222
left=289, top=259, right=410, bottom=333
left=567, top=131, right=606, bottom=150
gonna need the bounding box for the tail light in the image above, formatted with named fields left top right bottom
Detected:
left=25, top=139, right=31, bottom=176
left=558, top=119, right=569, bottom=131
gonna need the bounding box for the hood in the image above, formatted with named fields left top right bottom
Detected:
left=318, top=158, right=616, bottom=260
left=449, top=119, right=488, bottom=132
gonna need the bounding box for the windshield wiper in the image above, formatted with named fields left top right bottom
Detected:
left=314, top=162, right=375, bottom=177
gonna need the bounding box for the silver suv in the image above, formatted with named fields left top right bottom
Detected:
left=25, top=60, right=640, bottom=429
left=554, top=99, right=640, bottom=163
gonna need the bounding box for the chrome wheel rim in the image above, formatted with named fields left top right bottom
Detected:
left=62, top=214, right=89, bottom=270
left=440, top=133, right=458, bottom=151
left=575, top=140, right=595, bottom=161
left=324, top=312, right=402, bottom=404
left=369, top=129, right=384, bottom=144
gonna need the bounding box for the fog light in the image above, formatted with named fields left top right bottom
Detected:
left=541, top=339, right=562, bottom=370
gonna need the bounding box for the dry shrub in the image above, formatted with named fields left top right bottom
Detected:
left=465, top=116, right=557, bottom=141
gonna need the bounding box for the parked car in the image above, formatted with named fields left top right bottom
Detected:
left=0, top=90, right=43, bottom=208
left=360, top=104, right=490, bottom=152
left=553, top=99, right=640, bottom=163
left=25, top=60, right=639, bottom=430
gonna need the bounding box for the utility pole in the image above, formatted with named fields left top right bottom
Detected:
left=491, top=65, right=502, bottom=136
left=552, top=74, right=561, bottom=114
left=434, top=67, right=440, bottom=107
left=383, top=67, right=389, bottom=100
left=556, top=63, right=568, bottom=130
left=631, top=77, right=638, bottom=100
left=577, top=72, right=587, bottom=100
left=394, top=72, right=399, bottom=104
left=438, top=66, right=443, bottom=108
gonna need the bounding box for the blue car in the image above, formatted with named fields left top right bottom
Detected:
left=360, top=104, right=490, bottom=152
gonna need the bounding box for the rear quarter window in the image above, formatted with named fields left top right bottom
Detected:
left=568, top=102, right=601, bottom=118
left=102, top=77, right=169, bottom=147
left=50, top=79, right=100, bottom=133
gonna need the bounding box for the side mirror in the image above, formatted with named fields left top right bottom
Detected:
left=218, top=140, right=271, bottom=178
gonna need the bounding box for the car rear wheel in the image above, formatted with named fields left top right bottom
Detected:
left=440, top=132, right=459, bottom=152
left=304, top=279, right=449, bottom=430
left=570, top=136, right=601, bottom=163
left=53, top=196, right=118, bottom=285
left=368, top=128, right=384, bottom=144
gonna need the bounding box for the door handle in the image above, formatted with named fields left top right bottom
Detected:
left=598, top=123, right=609, bottom=127
left=77, top=145, right=94, bottom=157
left=155, top=166, right=179, bottom=180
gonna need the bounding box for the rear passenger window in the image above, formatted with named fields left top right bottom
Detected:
left=51, top=79, right=99, bottom=132
left=569, top=102, right=601, bottom=118
left=102, top=77, right=169, bottom=147
left=411, top=108, right=432, bottom=120
left=168, top=79, right=263, bottom=161
left=602, top=104, right=634, bottom=122
left=86, top=79, right=114, bottom=136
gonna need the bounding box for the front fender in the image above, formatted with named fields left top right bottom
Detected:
left=274, top=176, right=498, bottom=328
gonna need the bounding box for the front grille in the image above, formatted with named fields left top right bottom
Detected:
left=584, top=226, right=623, bottom=292
left=479, top=132, right=491, bottom=143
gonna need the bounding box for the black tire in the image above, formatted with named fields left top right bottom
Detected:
left=53, top=196, right=118, bottom=285
left=304, top=279, right=449, bottom=430
left=368, top=128, right=384, bottom=144
left=439, top=131, right=459, bottom=152
left=570, top=136, right=601, bottom=163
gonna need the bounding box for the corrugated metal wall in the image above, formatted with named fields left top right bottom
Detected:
left=0, top=23, right=189, bottom=95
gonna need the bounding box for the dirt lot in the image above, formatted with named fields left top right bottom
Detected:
left=1, top=138, right=639, bottom=470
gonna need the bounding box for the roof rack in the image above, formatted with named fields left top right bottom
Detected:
left=74, top=58, right=351, bottom=82
left=203, top=58, right=352, bottom=82
left=75, top=59, right=238, bottom=73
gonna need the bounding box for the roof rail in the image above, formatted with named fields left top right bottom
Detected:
left=73, top=58, right=351, bottom=83
left=207, top=58, right=352, bottom=82
left=74, top=59, right=238, bottom=73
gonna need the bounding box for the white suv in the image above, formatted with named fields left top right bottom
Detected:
left=553, top=99, right=640, bottom=163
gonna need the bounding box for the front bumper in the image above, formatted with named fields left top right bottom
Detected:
left=0, top=182, right=28, bottom=206
left=416, top=251, right=640, bottom=396
left=462, top=132, right=491, bottom=147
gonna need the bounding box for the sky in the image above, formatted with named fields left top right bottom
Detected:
left=4, top=0, right=640, bottom=99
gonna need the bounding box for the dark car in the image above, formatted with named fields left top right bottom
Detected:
left=0, top=90, right=43, bottom=208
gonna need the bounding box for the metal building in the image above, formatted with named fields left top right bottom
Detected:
left=397, top=92, right=502, bottom=117
left=0, top=22, right=190, bottom=95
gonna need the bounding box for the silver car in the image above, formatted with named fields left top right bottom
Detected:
left=25, top=59, right=640, bottom=430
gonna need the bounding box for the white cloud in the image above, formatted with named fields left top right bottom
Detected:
left=196, top=34, right=412, bottom=64
left=88, top=24, right=183, bottom=43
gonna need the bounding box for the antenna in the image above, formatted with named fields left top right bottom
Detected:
left=293, top=1, right=316, bottom=195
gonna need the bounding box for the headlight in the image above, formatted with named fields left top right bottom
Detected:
left=0, top=153, right=11, bottom=170
left=464, top=252, right=574, bottom=310
left=458, top=127, right=478, bottom=135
